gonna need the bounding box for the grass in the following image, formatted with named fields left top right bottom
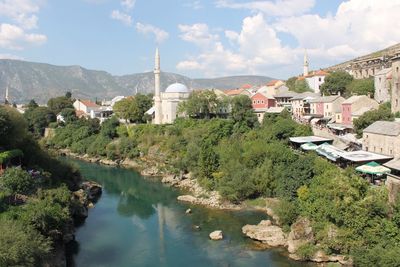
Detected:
left=244, top=197, right=266, bottom=207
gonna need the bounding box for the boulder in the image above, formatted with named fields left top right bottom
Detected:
left=185, top=208, right=192, bottom=214
left=162, top=175, right=180, bottom=186
left=81, top=181, right=102, bottom=201
left=242, top=220, right=286, bottom=247
left=209, top=230, right=223, bottom=240
left=177, top=195, right=197, bottom=203
left=287, top=217, right=314, bottom=254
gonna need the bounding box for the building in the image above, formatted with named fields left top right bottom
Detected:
left=309, top=95, right=345, bottom=118
left=102, top=96, right=125, bottom=107
left=305, top=70, right=328, bottom=94
left=374, top=68, right=391, bottom=103
left=274, top=91, right=298, bottom=111
left=291, top=92, right=320, bottom=119
left=363, top=121, right=400, bottom=157
left=152, top=48, right=190, bottom=124
left=251, top=92, right=276, bottom=122
left=341, top=95, right=379, bottom=125
left=73, top=99, right=100, bottom=115
left=391, top=55, right=400, bottom=113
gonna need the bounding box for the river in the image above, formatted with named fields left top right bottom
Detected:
left=66, top=159, right=312, bottom=267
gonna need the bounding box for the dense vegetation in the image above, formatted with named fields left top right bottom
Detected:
left=0, top=105, right=81, bottom=266
left=46, top=91, right=400, bottom=266
left=353, top=102, right=394, bottom=137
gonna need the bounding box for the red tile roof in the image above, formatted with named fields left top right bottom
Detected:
left=80, top=100, right=99, bottom=108
left=241, top=84, right=252, bottom=89
left=224, top=89, right=245, bottom=96
left=267, top=80, right=280, bottom=86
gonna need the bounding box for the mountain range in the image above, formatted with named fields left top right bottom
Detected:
left=0, top=59, right=274, bottom=104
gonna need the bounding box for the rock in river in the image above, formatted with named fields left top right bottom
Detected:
left=209, top=230, right=223, bottom=240
left=242, top=220, right=286, bottom=247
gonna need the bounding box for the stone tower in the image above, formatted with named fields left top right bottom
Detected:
left=4, top=86, right=9, bottom=104
left=303, top=50, right=309, bottom=76
left=154, top=48, right=162, bottom=124
left=391, top=55, right=400, bottom=113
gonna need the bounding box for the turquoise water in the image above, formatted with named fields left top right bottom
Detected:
left=67, top=160, right=312, bottom=267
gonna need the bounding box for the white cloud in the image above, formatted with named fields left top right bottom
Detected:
left=110, top=10, right=133, bottom=26
left=178, top=23, right=219, bottom=48
left=136, top=22, right=169, bottom=43
left=0, top=23, right=47, bottom=50
left=177, top=13, right=294, bottom=77
left=0, top=53, right=24, bottom=60
left=215, top=0, right=315, bottom=17
left=178, top=0, right=400, bottom=77
left=0, top=0, right=41, bottom=29
left=121, top=0, right=136, bottom=10
left=184, top=1, right=203, bottom=10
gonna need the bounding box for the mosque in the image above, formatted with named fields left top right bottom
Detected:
left=150, top=48, right=190, bottom=124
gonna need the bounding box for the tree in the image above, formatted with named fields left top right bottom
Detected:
left=26, top=99, right=39, bottom=109
left=320, top=71, right=353, bottom=96
left=0, top=218, right=51, bottom=267
left=178, top=90, right=224, bottom=119
left=24, top=106, right=56, bottom=137
left=60, top=108, right=77, bottom=123
left=294, top=79, right=312, bottom=93
left=0, top=167, right=36, bottom=195
left=65, top=91, right=72, bottom=99
left=230, top=95, right=258, bottom=132
left=286, top=77, right=297, bottom=91
left=353, top=102, right=394, bottom=137
left=47, top=96, right=73, bottom=114
left=347, top=78, right=374, bottom=97
left=134, top=94, right=153, bottom=123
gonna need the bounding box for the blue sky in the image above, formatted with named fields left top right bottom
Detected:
left=1, top=0, right=400, bottom=79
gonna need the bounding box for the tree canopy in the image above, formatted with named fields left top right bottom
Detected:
left=178, top=90, right=228, bottom=119
left=353, top=102, right=394, bottom=137
left=113, top=94, right=153, bottom=123
left=347, top=78, right=374, bottom=97
left=320, top=71, right=353, bottom=96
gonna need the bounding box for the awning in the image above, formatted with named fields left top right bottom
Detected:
left=356, top=161, right=391, bottom=175
left=301, top=142, right=318, bottom=151
left=310, top=118, right=320, bottom=124
left=329, top=125, right=346, bottom=131
left=316, top=143, right=345, bottom=162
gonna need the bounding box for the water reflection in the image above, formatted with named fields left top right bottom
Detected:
left=66, top=159, right=313, bottom=267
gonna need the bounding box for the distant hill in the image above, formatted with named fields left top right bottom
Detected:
left=0, top=60, right=274, bottom=104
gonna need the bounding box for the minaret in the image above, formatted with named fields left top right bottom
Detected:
left=303, top=50, right=309, bottom=76
left=4, top=86, right=9, bottom=104
left=154, top=48, right=162, bottom=124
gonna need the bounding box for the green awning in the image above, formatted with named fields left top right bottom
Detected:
left=356, top=161, right=391, bottom=175
left=300, top=142, right=318, bottom=151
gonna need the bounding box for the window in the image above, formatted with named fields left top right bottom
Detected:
left=366, top=147, right=369, bottom=151
left=380, top=148, right=383, bottom=153
left=319, top=77, right=322, bottom=82
left=366, top=134, right=368, bottom=138
left=390, top=149, right=393, bottom=155
left=396, top=99, right=399, bottom=107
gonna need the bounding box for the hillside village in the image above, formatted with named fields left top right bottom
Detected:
left=4, top=45, right=400, bottom=188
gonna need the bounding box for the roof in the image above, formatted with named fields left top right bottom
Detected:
left=145, top=106, right=155, bottom=115
left=274, top=91, right=298, bottom=98
left=384, top=158, right=400, bottom=171
left=266, top=107, right=285, bottom=113
left=241, top=84, right=252, bottom=89
left=363, top=121, right=400, bottom=136
left=165, top=83, right=190, bottom=93
left=342, top=95, right=366, bottom=104
left=266, top=80, right=281, bottom=86
left=341, top=150, right=392, bottom=163
left=224, top=88, right=245, bottom=96
left=375, top=68, right=391, bottom=76
left=289, top=136, right=333, bottom=144
left=80, top=100, right=99, bottom=108
left=291, top=92, right=320, bottom=100
left=351, top=106, right=375, bottom=117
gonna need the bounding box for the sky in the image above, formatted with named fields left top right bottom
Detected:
left=1, top=0, right=400, bottom=79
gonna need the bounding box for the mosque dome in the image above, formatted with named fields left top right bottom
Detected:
left=164, top=83, right=190, bottom=93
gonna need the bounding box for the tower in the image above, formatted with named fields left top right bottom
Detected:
left=4, top=86, right=9, bottom=104
left=303, top=50, right=309, bottom=76
left=154, top=48, right=162, bottom=124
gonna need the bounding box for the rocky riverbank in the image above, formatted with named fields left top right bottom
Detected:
left=43, top=180, right=102, bottom=267
left=56, top=149, right=352, bottom=266
left=242, top=217, right=353, bottom=266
